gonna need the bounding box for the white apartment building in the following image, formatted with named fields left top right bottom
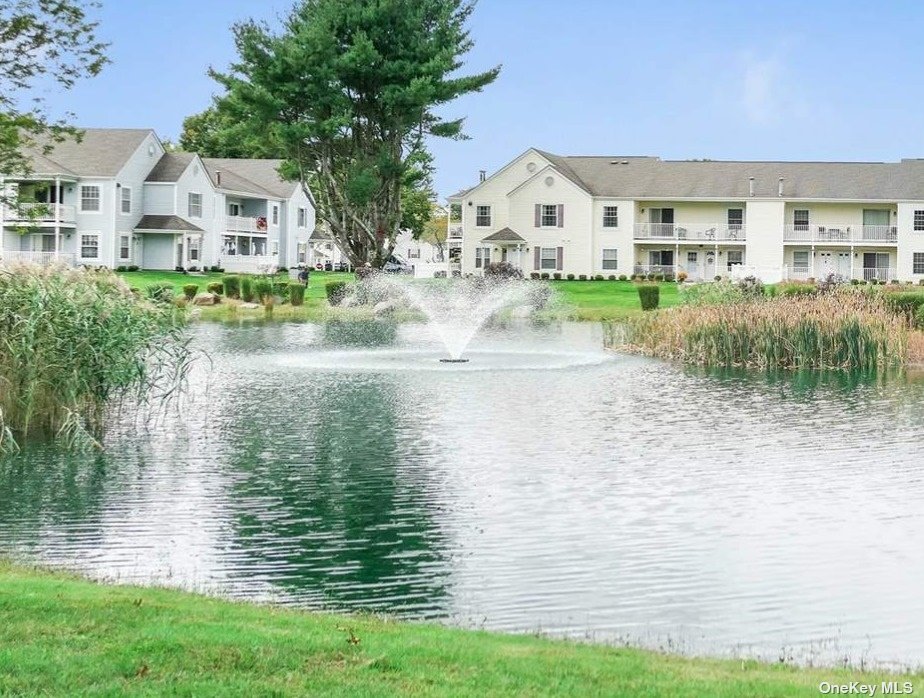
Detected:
left=448, top=148, right=924, bottom=283
left=0, top=129, right=315, bottom=272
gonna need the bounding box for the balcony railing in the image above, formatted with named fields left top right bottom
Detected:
left=2, top=203, right=76, bottom=223
left=224, top=215, right=268, bottom=233
left=633, top=264, right=678, bottom=276
left=785, top=267, right=895, bottom=282
left=783, top=224, right=897, bottom=243
left=0, top=250, right=76, bottom=267
left=448, top=224, right=463, bottom=239
left=634, top=223, right=746, bottom=241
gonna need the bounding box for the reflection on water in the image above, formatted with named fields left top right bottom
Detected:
left=2, top=320, right=924, bottom=667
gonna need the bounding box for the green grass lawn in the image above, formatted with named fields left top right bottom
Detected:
left=0, top=563, right=915, bottom=697
left=115, top=270, right=680, bottom=323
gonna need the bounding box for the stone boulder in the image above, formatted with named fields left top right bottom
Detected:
left=192, top=292, right=219, bottom=306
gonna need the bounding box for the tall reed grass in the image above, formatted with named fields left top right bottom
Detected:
left=0, top=264, right=189, bottom=452
left=611, top=289, right=908, bottom=370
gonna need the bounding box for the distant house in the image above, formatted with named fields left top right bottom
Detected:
left=0, top=128, right=314, bottom=272
left=449, top=148, right=924, bottom=282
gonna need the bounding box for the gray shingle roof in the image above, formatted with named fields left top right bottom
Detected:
left=146, top=152, right=196, bottom=182
left=535, top=150, right=924, bottom=200
left=21, top=128, right=154, bottom=177
left=482, top=227, right=525, bottom=242
left=134, top=215, right=203, bottom=232
left=201, top=158, right=298, bottom=199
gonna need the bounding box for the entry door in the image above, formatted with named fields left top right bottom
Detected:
left=32, top=234, right=55, bottom=252
left=686, top=251, right=699, bottom=279
left=817, top=251, right=833, bottom=276
left=836, top=252, right=851, bottom=278
left=705, top=251, right=716, bottom=279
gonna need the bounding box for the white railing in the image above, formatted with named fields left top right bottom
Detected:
left=221, top=255, right=277, bottom=274
left=783, top=266, right=895, bottom=282
left=863, top=267, right=895, bottom=282
left=0, top=250, right=76, bottom=267
left=783, top=224, right=897, bottom=243
left=448, top=224, right=463, bottom=239
left=634, top=223, right=746, bottom=241
left=2, top=203, right=76, bottom=223
left=224, top=215, right=267, bottom=233
left=633, top=264, right=677, bottom=277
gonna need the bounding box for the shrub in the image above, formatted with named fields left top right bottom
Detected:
left=553, top=272, right=562, bottom=280
left=637, top=284, right=660, bottom=311
left=919, top=279, right=924, bottom=287
left=578, top=274, right=587, bottom=281
left=355, top=265, right=377, bottom=281
left=116, top=265, right=127, bottom=272
left=222, top=275, right=241, bottom=299
left=187, top=266, right=199, bottom=273
left=714, top=275, right=723, bottom=282
left=654, top=274, right=665, bottom=282
left=680, top=280, right=747, bottom=307
left=326, top=281, right=348, bottom=305
left=529, top=272, right=540, bottom=280
left=676, top=271, right=688, bottom=282
left=174, top=266, right=186, bottom=273
left=207, top=282, right=223, bottom=295
left=851, top=278, right=860, bottom=286
left=289, top=283, right=306, bottom=306
left=484, top=261, right=524, bottom=279
left=434, top=270, right=447, bottom=278
left=619, top=275, right=627, bottom=281
left=0, top=267, right=187, bottom=450
left=240, top=277, right=255, bottom=302
left=884, top=292, right=924, bottom=322
left=127, top=265, right=139, bottom=272
left=778, top=282, right=817, bottom=297
left=594, top=275, right=604, bottom=281
left=736, top=275, right=764, bottom=298
left=146, top=283, right=174, bottom=303
left=916, top=304, right=924, bottom=330
left=253, top=278, right=274, bottom=303
left=540, top=272, right=550, bottom=280
left=607, top=275, right=616, bottom=281
left=663, top=273, right=675, bottom=282
left=566, top=274, right=575, bottom=280
left=182, top=283, right=199, bottom=300
left=647, top=273, right=656, bottom=281
left=272, top=281, right=291, bottom=302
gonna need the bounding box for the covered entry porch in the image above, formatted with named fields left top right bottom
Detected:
left=478, top=227, right=527, bottom=272
left=134, top=215, right=205, bottom=270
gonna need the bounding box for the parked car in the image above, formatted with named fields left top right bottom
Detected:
left=333, top=261, right=351, bottom=272
left=383, top=256, right=413, bottom=274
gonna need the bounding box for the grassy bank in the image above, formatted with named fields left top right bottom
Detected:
left=0, top=563, right=915, bottom=697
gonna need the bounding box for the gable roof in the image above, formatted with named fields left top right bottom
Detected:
left=20, top=128, right=155, bottom=177
left=134, top=214, right=204, bottom=232
left=482, top=227, right=525, bottom=242
left=201, top=158, right=298, bottom=199
left=146, top=152, right=197, bottom=183
left=532, top=151, right=924, bottom=201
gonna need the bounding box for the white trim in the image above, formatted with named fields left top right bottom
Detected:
left=449, top=148, right=555, bottom=201
left=506, top=163, right=587, bottom=198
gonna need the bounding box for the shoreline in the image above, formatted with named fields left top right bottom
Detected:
left=0, top=561, right=919, bottom=696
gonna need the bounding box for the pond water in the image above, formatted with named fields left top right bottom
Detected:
left=2, top=320, right=923, bottom=668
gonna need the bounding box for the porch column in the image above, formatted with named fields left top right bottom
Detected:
left=811, top=244, right=816, bottom=278
left=54, top=175, right=61, bottom=259
left=675, top=242, right=679, bottom=276
left=850, top=244, right=855, bottom=281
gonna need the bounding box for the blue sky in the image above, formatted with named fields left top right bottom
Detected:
left=43, top=0, right=924, bottom=199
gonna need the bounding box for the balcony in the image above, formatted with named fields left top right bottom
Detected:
left=0, top=250, right=76, bottom=267
left=2, top=203, right=76, bottom=224
left=224, top=215, right=268, bottom=233
left=634, top=223, right=746, bottom=242
left=448, top=224, right=463, bottom=239
left=783, top=224, right=897, bottom=243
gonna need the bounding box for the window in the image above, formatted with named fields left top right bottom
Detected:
left=727, top=208, right=743, bottom=228
left=272, top=206, right=279, bottom=225
left=408, top=247, right=421, bottom=259
left=540, top=247, right=557, bottom=270
left=648, top=250, right=674, bottom=266
left=541, top=204, right=558, bottom=227
left=80, top=233, right=99, bottom=259
left=188, top=192, right=202, bottom=218
left=119, top=235, right=130, bottom=260
left=298, top=208, right=307, bottom=227
left=915, top=211, right=924, bottom=232
left=297, top=242, right=307, bottom=264
left=915, top=253, right=924, bottom=274
left=271, top=240, right=279, bottom=256
left=793, top=209, right=809, bottom=231
left=793, top=251, right=809, bottom=272
left=120, top=187, right=132, bottom=214
left=602, top=248, right=618, bottom=270
left=602, top=206, right=618, bottom=228
left=475, top=246, right=490, bottom=268
left=228, top=203, right=241, bottom=217
left=727, top=250, right=743, bottom=271
left=80, top=185, right=100, bottom=212
left=188, top=237, right=201, bottom=261
left=475, top=205, right=491, bottom=227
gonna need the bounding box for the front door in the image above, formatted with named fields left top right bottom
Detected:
left=705, top=251, right=716, bottom=279
left=32, top=234, right=55, bottom=252
left=817, top=251, right=834, bottom=277
left=686, top=251, right=699, bottom=279
left=836, top=252, right=851, bottom=278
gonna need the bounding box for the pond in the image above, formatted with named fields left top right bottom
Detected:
left=2, top=320, right=923, bottom=668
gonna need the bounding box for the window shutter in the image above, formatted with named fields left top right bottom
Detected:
left=557, top=204, right=564, bottom=228
left=556, top=246, right=564, bottom=271
left=534, top=247, right=541, bottom=270
left=534, top=204, right=541, bottom=227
